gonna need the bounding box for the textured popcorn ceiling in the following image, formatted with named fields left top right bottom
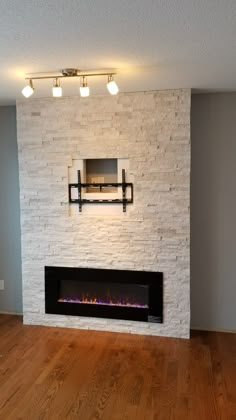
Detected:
left=1, top=0, right=236, bottom=104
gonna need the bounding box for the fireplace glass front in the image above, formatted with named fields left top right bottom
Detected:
left=59, top=279, right=149, bottom=309
left=45, top=266, right=163, bottom=323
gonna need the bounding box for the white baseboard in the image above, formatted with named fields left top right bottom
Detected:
left=191, top=326, right=236, bottom=334
left=0, top=311, right=23, bottom=316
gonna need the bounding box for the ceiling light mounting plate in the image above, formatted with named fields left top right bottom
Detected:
left=61, top=68, right=78, bottom=77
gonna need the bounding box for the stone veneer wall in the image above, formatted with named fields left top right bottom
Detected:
left=17, top=89, right=191, bottom=338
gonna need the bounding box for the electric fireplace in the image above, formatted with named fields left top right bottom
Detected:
left=45, top=266, right=163, bottom=323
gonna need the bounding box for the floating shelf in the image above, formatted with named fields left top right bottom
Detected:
left=69, top=169, right=133, bottom=212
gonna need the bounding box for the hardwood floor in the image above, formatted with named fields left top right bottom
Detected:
left=0, top=315, right=235, bottom=420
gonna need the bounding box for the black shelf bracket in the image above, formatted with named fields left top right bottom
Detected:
left=69, top=169, right=133, bottom=212
left=122, top=168, right=126, bottom=212
left=77, top=169, right=82, bottom=212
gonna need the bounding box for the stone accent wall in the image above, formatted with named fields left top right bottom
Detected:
left=17, top=89, right=191, bottom=338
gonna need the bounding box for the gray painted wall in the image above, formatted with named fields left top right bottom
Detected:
left=191, top=93, right=236, bottom=331
left=0, top=106, right=22, bottom=313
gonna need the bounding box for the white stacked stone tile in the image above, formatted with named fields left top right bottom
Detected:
left=17, top=89, right=191, bottom=338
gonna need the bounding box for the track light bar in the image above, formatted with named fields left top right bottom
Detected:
left=22, top=68, right=119, bottom=98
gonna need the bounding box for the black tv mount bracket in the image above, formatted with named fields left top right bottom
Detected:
left=69, top=169, right=133, bottom=212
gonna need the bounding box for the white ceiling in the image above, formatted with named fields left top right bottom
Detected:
left=1, top=0, right=236, bottom=105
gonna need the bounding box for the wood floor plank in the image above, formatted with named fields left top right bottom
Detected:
left=0, top=315, right=235, bottom=420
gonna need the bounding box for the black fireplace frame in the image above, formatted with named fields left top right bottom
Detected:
left=45, top=266, right=163, bottom=323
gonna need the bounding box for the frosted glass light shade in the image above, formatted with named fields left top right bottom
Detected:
left=107, top=80, right=119, bottom=95
left=52, top=86, right=62, bottom=97
left=80, top=86, right=90, bottom=97
left=22, top=85, right=34, bottom=98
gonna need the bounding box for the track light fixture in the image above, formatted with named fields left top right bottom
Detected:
left=80, top=76, right=90, bottom=97
left=22, top=79, right=34, bottom=98
left=21, top=68, right=119, bottom=98
left=52, top=78, right=62, bottom=97
left=107, top=75, right=119, bottom=95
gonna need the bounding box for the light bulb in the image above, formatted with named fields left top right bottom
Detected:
left=52, top=78, right=62, bottom=97
left=80, top=77, right=90, bottom=97
left=22, top=80, right=34, bottom=98
left=107, top=76, right=119, bottom=95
